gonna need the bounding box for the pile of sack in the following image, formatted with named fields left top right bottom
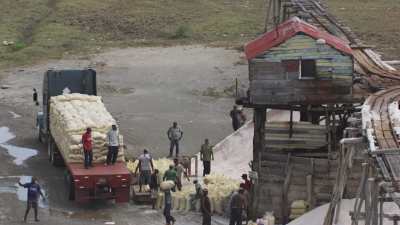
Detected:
left=289, top=200, right=309, bottom=220
left=248, top=212, right=275, bottom=225
left=154, top=173, right=240, bottom=214
left=49, top=93, right=124, bottom=163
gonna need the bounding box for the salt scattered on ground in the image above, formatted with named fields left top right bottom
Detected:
left=211, top=121, right=253, bottom=180
left=8, top=111, right=21, bottom=118
left=0, top=126, right=38, bottom=165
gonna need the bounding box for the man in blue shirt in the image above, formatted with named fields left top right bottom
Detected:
left=18, top=177, right=45, bottom=222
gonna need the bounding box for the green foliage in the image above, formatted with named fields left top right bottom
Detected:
left=172, top=25, right=192, bottom=39
left=0, top=0, right=267, bottom=69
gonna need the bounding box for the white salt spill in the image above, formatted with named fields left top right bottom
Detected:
left=211, top=121, right=254, bottom=180
left=0, top=127, right=38, bottom=165
left=8, top=111, right=21, bottom=118
left=287, top=199, right=400, bottom=225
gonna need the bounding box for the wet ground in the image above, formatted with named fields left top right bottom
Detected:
left=0, top=46, right=247, bottom=224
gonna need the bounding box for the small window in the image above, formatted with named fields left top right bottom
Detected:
left=299, top=59, right=317, bottom=79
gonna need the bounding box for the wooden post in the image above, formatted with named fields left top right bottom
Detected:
left=306, top=174, right=314, bottom=208
left=251, top=107, right=266, bottom=220
left=264, top=0, right=272, bottom=32
left=282, top=153, right=292, bottom=225
left=289, top=107, right=293, bottom=138
left=379, top=197, right=383, bottom=225
left=253, top=107, right=266, bottom=166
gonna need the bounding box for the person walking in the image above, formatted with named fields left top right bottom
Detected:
left=200, top=139, right=214, bottom=176
left=174, top=158, right=189, bottom=191
left=33, top=88, right=39, bottom=106
left=201, top=188, right=212, bottom=225
left=230, top=106, right=241, bottom=131
left=167, top=122, right=183, bottom=157
left=163, top=165, right=177, bottom=192
left=18, top=177, right=45, bottom=222
left=82, top=128, right=93, bottom=169
left=149, top=169, right=160, bottom=209
left=229, top=188, right=246, bottom=225
left=241, top=174, right=251, bottom=191
left=106, top=124, right=120, bottom=165
left=134, top=149, right=154, bottom=192
left=190, top=180, right=202, bottom=210
left=163, top=189, right=176, bottom=225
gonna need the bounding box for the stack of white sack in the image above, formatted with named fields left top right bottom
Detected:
left=154, top=173, right=240, bottom=215
left=49, top=93, right=124, bottom=163
left=289, top=200, right=309, bottom=220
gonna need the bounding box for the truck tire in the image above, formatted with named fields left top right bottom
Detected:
left=49, top=138, right=64, bottom=166
left=65, top=171, right=75, bottom=201
left=47, top=138, right=53, bottom=162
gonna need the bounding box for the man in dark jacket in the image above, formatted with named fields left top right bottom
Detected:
left=230, top=106, right=241, bottom=131
left=149, top=169, right=159, bottom=209
left=33, top=88, right=38, bottom=105
left=229, top=188, right=246, bottom=225
left=201, top=188, right=212, bottom=225
left=163, top=189, right=176, bottom=225
left=18, top=177, right=45, bottom=222
left=200, top=139, right=214, bottom=176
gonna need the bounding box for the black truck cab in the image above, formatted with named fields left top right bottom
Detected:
left=37, top=69, right=97, bottom=143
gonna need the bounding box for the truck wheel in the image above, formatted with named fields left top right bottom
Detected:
left=65, top=171, right=75, bottom=201
left=50, top=146, right=55, bottom=165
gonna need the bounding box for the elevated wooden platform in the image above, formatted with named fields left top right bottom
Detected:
left=265, top=121, right=327, bottom=150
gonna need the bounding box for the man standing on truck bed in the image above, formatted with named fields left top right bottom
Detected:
left=82, top=128, right=93, bottom=169
left=106, top=124, right=120, bottom=165
left=18, top=177, right=45, bottom=222
left=135, top=149, right=154, bottom=192
left=167, top=122, right=183, bottom=158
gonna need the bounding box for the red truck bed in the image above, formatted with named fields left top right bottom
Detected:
left=69, top=162, right=130, bottom=176
left=67, top=162, right=131, bottom=203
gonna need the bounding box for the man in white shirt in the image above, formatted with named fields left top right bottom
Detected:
left=106, top=125, right=120, bottom=165
left=135, top=149, right=154, bottom=192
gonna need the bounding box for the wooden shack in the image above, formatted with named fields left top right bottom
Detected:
left=240, top=17, right=362, bottom=224
left=244, top=17, right=354, bottom=105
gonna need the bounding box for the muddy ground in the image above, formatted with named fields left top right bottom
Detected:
left=0, top=45, right=248, bottom=224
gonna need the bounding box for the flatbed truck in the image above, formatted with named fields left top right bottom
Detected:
left=37, top=69, right=130, bottom=203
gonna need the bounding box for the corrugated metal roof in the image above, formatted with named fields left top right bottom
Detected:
left=244, top=17, right=353, bottom=60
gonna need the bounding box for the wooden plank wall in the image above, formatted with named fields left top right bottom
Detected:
left=248, top=34, right=353, bottom=105
left=256, top=153, right=362, bottom=221
left=257, top=35, right=353, bottom=80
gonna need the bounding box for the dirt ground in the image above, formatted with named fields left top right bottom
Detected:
left=0, top=45, right=247, bottom=224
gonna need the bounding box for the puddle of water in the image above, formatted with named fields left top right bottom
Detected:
left=8, top=111, right=22, bottom=118
left=0, top=126, right=38, bottom=165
